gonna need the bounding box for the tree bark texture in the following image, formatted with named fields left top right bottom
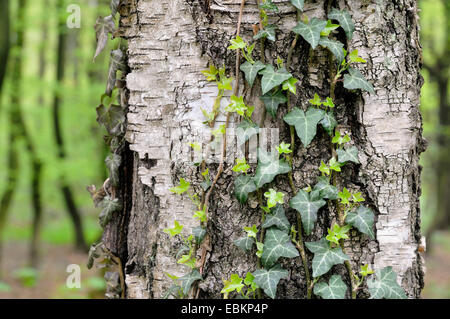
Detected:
left=108, top=0, right=426, bottom=299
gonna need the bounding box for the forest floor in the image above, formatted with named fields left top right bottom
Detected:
left=0, top=232, right=449, bottom=299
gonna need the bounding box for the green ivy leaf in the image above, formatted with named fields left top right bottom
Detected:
left=179, top=270, right=202, bottom=295
left=314, top=275, right=347, bottom=299
left=313, top=176, right=338, bottom=200
left=253, top=264, right=289, bottom=299
left=360, top=264, right=375, bottom=277
left=201, top=65, right=219, bottom=81
left=276, top=142, right=292, bottom=155
left=106, top=49, right=126, bottom=96
left=292, top=18, right=328, bottom=49
left=99, top=196, right=122, bottom=228
left=284, top=107, right=325, bottom=147
left=96, top=104, right=125, bottom=137
left=261, top=227, right=299, bottom=268
left=367, top=267, right=407, bottom=299
left=240, top=61, right=266, bottom=87
left=337, top=146, right=359, bottom=164
left=289, top=189, right=326, bottom=235
left=343, top=67, right=375, bottom=94
left=234, top=174, right=257, bottom=204
left=264, top=189, right=285, bottom=209
left=259, top=65, right=293, bottom=95
left=332, top=130, right=351, bottom=145
left=254, top=24, right=277, bottom=42
left=326, top=224, right=351, bottom=245
left=163, top=220, right=184, bottom=237
left=282, top=77, right=299, bottom=95
left=244, top=225, right=259, bottom=239
left=349, top=49, right=367, bottom=63
left=305, top=238, right=350, bottom=277
left=193, top=226, right=206, bottom=244
left=328, top=8, right=355, bottom=40
left=218, top=76, right=234, bottom=91
left=319, top=37, right=345, bottom=63
left=260, top=91, right=287, bottom=118
left=320, top=20, right=340, bottom=37
left=221, top=274, right=245, bottom=296
left=237, top=120, right=259, bottom=146
left=338, top=187, right=352, bottom=205
left=169, top=178, right=190, bottom=194
left=228, top=36, right=246, bottom=50
left=346, top=206, right=375, bottom=239
left=253, top=148, right=292, bottom=189
left=94, top=15, right=116, bottom=60
left=234, top=236, right=255, bottom=252
left=259, top=0, right=279, bottom=12
left=105, top=153, right=121, bottom=186
left=290, top=0, right=305, bottom=11
left=319, top=111, right=338, bottom=136
left=232, top=158, right=250, bottom=174
left=262, top=205, right=291, bottom=233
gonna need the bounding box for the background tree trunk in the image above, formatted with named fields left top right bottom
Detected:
left=106, top=0, right=425, bottom=298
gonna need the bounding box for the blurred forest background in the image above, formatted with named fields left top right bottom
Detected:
left=0, top=0, right=448, bottom=298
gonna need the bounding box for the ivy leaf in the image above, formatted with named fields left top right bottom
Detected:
left=289, top=189, right=326, bottom=235
left=228, top=36, right=246, bottom=50
left=326, top=224, right=351, bottom=245
left=169, top=178, right=190, bottom=194
left=94, top=15, right=116, bottom=61
left=260, top=91, right=287, bottom=118
left=320, top=20, right=340, bottom=37
left=244, top=225, right=258, bottom=239
left=305, top=238, right=350, bottom=277
left=262, top=205, right=291, bottom=233
left=259, top=0, right=279, bottom=12
left=105, top=153, right=121, bottom=186
left=192, top=226, right=206, bottom=244
left=346, top=206, right=375, bottom=239
left=319, top=37, right=345, bottom=63
left=283, top=107, right=325, bottom=147
left=343, top=67, right=375, bottom=94
left=163, top=220, right=184, bottom=237
left=201, top=65, right=219, bottom=82
left=254, top=25, right=277, bottom=42
left=234, top=236, right=255, bottom=252
left=234, top=174, right=257, bottom=204
left=313, top=176, right=338, bottom=200
left=259, top=65, right=293, bottom=95
left=240, top=61, right=266, bottom=87
left=367, top=267, right=407, bottom=299
left=253, top=148, right=292, bottom=189
left=221, top=274, right=245, bottom=296
left=290, top=0, right=304, bottom=11
left=99, top=196, right=121, bottom=228
left=337, top=146, right=359, bottom=164
left=320, top=111, right=338, bottom=136
left=292, top=18, right=328, bottom=49
left=264, top=189, right=285, bottom=209
left=327, top=8, right=355, bottom=40
left=237, top=120, right=259, bottom=146
left=253, top=264, right=289, bottom=299
left=261, top=227, right=299, bottom=268
left=314, top=275, right=347, bottom=299
left=179, top=270, right=202, bottom=295
left=232, top=158, right=250, bottom=174
left=96, top=104, right=125, bottom=136
left=276, top=142, right=292, bottom=155
left=282, top=77, right=299, bottom=95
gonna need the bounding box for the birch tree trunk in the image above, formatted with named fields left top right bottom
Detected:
left=105, top=0, right=426, bottom=299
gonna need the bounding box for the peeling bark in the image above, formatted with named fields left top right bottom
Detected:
left=110, top=0, right=425, bottom=298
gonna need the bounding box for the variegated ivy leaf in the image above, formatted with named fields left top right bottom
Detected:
left=328, top=8, right=355, bottom=40
left=284, top=107, right=325, bottom=147
left=343, top=67, right=375, bottom=94
left=345, top=206, right=375, bottom=239
left=252, top=264, right=288, bottom=299
left=106, top=49, right=127, bottom=96
left=94, top=15, right=116, bottom=61
left=234, top=174, right=257, bottom=204
left=237, top=119, right=259, bottom=146
left=96, top=103, right=126, bottom=137
left=240, top=61, right=266, bottom=87
left=292, top=18, right=328, bottom=49
left=179, top=269, right=202, bottom=295
left=337, top=146, right=359, bottom=164
left=254, top=24, right=277, bottom=42
left=262, top=205, right=291, bottom=233
left=253, top=148, right=292, bottom=189
left=260, top=91, right=287, bottom=118
left=313, top=176, right=339, bottom=200
left=289, top=189, right=326, bottom=235
left=320, top=111, right=338, bottom=136
left=305, top=238, right=350, bottom=277
left=259, top=65, right=293, bottom=95
left=234, top=236, right=255, bottom=252
left=367, top=267, right=407, bottom=299
left=314, top=275, right=347, bottom=299
left=99, top=196, right=122, bottom=228
left=105, top=153, right=121, bottom=186
left=290, top=0, right=304, bottom=11
left=261, top=227, right=299, bottom=268
left=319, top=37, right=345, bottom=63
